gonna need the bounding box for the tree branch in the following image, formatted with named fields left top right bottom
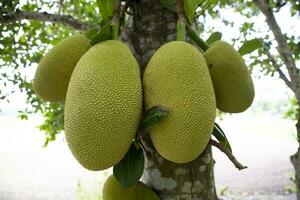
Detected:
left=254, top=0, right=300, bottom=92
left=0, top=10, right=90, bottom=30
left=266, top=51, right=293, bottom=90
left=209, top=139, right=247, bottom=171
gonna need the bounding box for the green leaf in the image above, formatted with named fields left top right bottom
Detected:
left=238, top=38, right=261, bottom=55
left=206, top=32, right=222, bottom=44
left=113, top=144, right=145, bottom=187
left=139, top=106, right=169, bottom=131
left=89, top=22, right=112, bottom=45
left=160, top=0, right=177, bottom=12
left=18, top=114, right=28, bottom=120
left=210, top=0, right=218, bottom=5
left=85, top=27, right=100, bottom=39
left=97, top=0, right=115, bottom=21
left=184, top=0, right=207, bottom=24
left=212, top=123, right=232, bottom=153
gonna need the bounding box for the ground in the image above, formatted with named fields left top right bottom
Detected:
left=0, top=107, right=297, bottom=200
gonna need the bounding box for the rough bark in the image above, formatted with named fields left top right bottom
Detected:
left=291, top=120, right=300, bottom=200
left=123, top=0, right=218, bottom=199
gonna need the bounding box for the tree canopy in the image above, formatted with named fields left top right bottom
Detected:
left=0, top=0, right=299, bottom=146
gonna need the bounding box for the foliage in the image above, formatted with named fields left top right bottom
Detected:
left=97, top=0, right=115, bottom=21
left=0, top=0, right=299, bottom=146
left=206, top=31, right=222, bottom=44
left=113, top=143, right=144, bottom=187
left=284, top=97, right=299, bottom=121
left=0, top=0, right=99, bottom=146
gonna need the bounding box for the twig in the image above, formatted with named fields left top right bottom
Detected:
left=254, top=0, right=300, bottom=92
left=209, top=139, right=247, bottom=170
left=177, top=0, right=185, bottom=22
left=266, top=51, right=293, bottom=90
left=120, top=0, right=130, bottom=25
left=111, top=0, right=121, bottom=40
left=176, top=0, right=186, bottom=41
left=0, top=10, right=90, bottom=30
left=186, top=25, right=209, bottom=51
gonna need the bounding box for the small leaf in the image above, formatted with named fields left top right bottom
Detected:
left=113, top=144, right=145, bottom=187
left=89, top=22, right=112, bottom=45
left=97, top=0, right=115, bottom=21
left=238, top=38, right=261, bottom=55
left=139, top=106, right=169, bottom=131
left=184, top=0, right=207, bottom=24
left=160, top=0, right=177, bottom=12
left=206, top=32, right=222, bottom=44
left=85, top=27, right=100, bottom=39
left=18, top=114, right=28, bottom=120
left=212, top=123, right=232, bottom=153
left=210, top=0, right=218, bottom=5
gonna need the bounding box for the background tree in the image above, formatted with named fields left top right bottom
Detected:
left=2, top=0, right=295, bottom=199
left=201, top=0, right=299, bottom=198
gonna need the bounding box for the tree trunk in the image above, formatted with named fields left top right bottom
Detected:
left=123, top=0, right=218, bottom=199
left=291, top=111, right=300, bottom=200
left=254, top=1, right=300, bottom=198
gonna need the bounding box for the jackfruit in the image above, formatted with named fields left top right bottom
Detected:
left=204, top=41, right=255, bottom=113
left=103, top=175, right=160, bottom=200
left=64, top=40, right=142, bottom=171
left=143, top=41, right=216, bottom=163
left=33, top=34, right=91, bottom=102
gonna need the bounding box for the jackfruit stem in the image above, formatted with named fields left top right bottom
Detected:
left=176, top=0, right=186, bottom=41
left=209, top=139, right=248, bottom=170
left=187, top=25, right=209, bottom=52
left=176, top=22, right=186, bottom=41
left=111, top=0, right=121, bottom=40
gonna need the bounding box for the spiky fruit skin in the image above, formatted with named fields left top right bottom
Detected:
left=33, top=34, right=91, bottom=102
left=64, top=40, right=142, bottom=171
left=204, top=41, right=255, bottom=113
left=135, top=183, right=160, bottom=200
left=143, top=41, right=216, bottom=163
left=103, top=175, right=160, bottom=200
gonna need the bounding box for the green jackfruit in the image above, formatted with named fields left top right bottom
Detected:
left=64, top=40, right=142, bottom=171
left=103, top=175, right=160, bottom=200
left=143, top=41, right=216, bottom=163
left=204, top=41, right=255, bottom=113
left=33, top=34, right=91, bottom=102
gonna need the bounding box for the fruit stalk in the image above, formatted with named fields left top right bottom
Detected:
left=209, top=139, right=247, bottom=170
left=186, top=25, right=209, bottom=51
left=111, top=0, right=121, bottom=40
left=176, top=0, right=186, bottom=41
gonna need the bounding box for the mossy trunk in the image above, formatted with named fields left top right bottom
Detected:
left=123, top=0, right=218, bottom=199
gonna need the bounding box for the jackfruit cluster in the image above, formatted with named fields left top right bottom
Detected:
left=103, top=175, right=159, bottom=200
left=142, top=40, right=254, bottom=163
left=33, top=32, right=254, bottom=196
left=33, top=35, right=142, bottom=171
